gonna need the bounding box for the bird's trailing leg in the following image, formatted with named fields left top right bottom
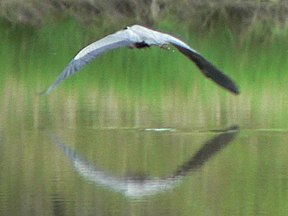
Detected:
left=159, top=44, right=170, bottom=50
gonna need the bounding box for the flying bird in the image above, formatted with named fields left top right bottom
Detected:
left=44, top=25, right=239, bottom=95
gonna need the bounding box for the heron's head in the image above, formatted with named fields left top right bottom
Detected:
left=123, top=26, right=130, bottom=30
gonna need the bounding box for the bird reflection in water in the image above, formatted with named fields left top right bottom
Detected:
left=46, top=125, right=239, bottom=199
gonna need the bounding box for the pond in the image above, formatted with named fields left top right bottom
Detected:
left=1, top=21, right=288, bottom=215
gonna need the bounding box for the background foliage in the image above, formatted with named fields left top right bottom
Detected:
left=1, top=0, right=288, bottom=38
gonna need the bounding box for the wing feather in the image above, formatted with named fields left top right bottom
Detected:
left=44, top=30, right=135, bottom=95
left=165, top=35, right=240, bottom=94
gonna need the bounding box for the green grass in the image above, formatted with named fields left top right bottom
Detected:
left=1, top=18, right=288, bottom=94
left=0, top=19, right=286, bottom=94
left=1, top=19, right=288, bottom=130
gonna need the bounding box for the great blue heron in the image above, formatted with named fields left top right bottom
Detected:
left=44, top=25, right=239, bottom=95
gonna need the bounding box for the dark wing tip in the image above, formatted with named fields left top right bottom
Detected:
left=230, top=84, right=240, bottom=95
left=202, top=63, right=240, bottom=95
left=214, top=72, right=240, bottom=95
left=173, top=45, right=240, bottom=95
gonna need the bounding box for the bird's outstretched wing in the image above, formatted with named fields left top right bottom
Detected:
left=44, top=24, right=239, bottom=95
left=44, top=30, right=136, bottom=95
left=165, top=35, right=240, bottom=94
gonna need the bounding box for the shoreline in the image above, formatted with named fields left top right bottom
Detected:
left=0, top=1, right=287, bottom=33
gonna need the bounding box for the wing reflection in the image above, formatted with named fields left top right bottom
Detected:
left=47, top=126, right=238, bottom=199
left=173, top=125, right=239, bottom=177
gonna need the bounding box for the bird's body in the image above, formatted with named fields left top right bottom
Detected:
left=44, top=25, right=239, bottom=95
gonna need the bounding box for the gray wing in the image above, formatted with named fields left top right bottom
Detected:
left=165, top=35, right=240, bottom=94
left=44, top=30, right=136, bottom=95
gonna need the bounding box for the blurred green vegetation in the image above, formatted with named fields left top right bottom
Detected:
left=1, top=3, right=288, bottom=215
left=1, top=15, right=288, bottom=130
left=1, top=0, right=288, bottom=130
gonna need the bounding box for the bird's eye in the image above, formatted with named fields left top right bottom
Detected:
left=123, top=26, right=129, bottom=30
